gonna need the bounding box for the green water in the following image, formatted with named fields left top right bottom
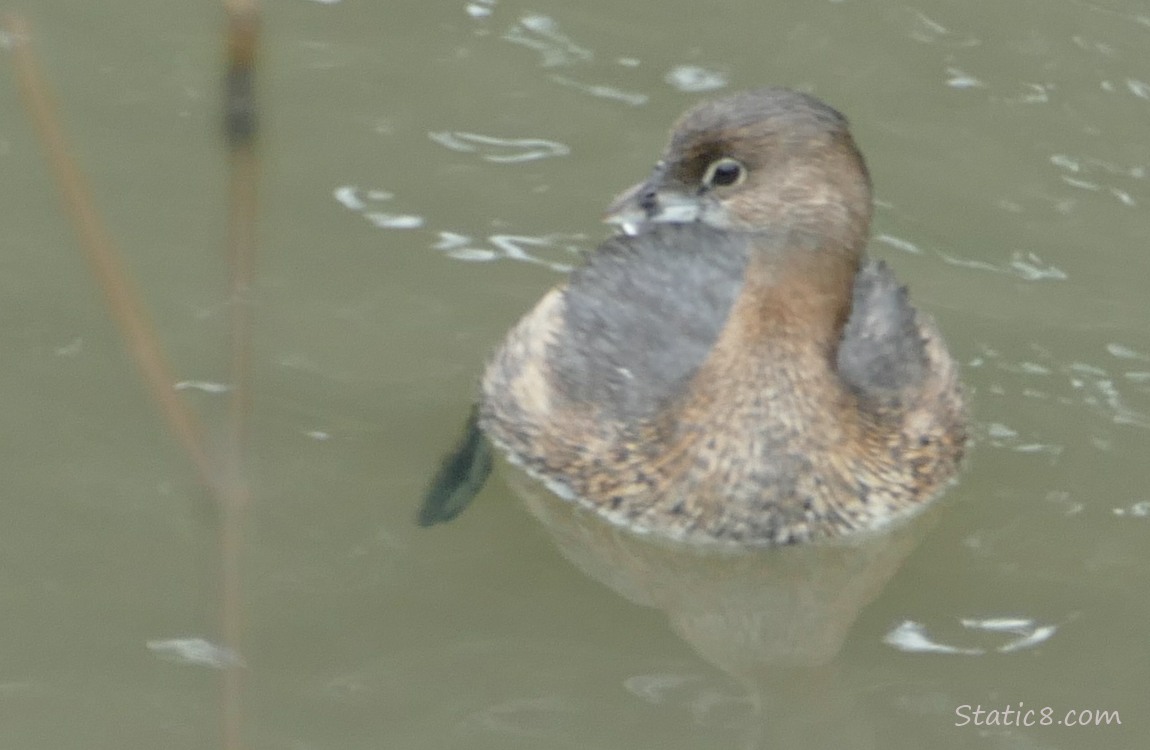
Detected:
left=1, top=1, right=1147, bottom=748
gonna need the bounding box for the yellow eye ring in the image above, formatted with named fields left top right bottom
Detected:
left=702, top=157, right=746, bottom=188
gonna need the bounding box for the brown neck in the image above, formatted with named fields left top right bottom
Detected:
left=725, top=234, right=859, bottom=356
left=671, top=234, right=859, bottom=433
left=665, top=236, right=859, bottom=455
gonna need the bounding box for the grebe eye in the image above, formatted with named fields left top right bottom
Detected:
left=703, top=157, right=746, bottom=188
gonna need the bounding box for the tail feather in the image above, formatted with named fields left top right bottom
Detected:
left=418, top=406, right=494, bottom=526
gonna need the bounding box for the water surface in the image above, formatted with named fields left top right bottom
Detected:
left=1, top=0, right=1148, bottom=748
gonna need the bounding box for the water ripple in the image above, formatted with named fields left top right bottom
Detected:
left=502, top=14, right=592, bottom=67
left=898, top=9, right=981, bottom=48
left=665, top=65, right=728, bottom=93
left=972, top=342, right=1150, bottom=436
left=549, top=76, right=648, bottom=106
left=1049, top=151, right=1143, bottom=208
left=945, top=67, right=984, bottom=90
left=874, top=233, right=923, bottom=254
left=935, top=248, right=1067, bottom=281
left=147, top=637, right=244, bottom=669
left=435, top=231, right=583, bottom=271
left=1112, top=501, right=1150, bottom=518
left=333, top=185, right=425, bottom=231
left=428, top=131, right=569, bottom=163
left=884, top=617, right=1059, bottom=655
left=469, top=8, right=730, bottom=107
left=333, top=185, right=584, bottom=271
left=465, top=0, right=495, bottom=19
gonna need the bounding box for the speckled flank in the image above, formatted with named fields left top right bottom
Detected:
left=478, top=88, right=966, bottom=546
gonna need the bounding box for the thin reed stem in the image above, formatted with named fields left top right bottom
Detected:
left=219, top=2, right=261, bottom=749
left=3, top=14, right=217, bottom=491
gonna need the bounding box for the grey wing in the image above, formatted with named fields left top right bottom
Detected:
left=835, top=258, right=929, bottom=399
left=553, top=224, right=749, bottom=424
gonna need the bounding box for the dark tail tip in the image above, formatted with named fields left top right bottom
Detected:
left=418, top=406, right=494, bottom=526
